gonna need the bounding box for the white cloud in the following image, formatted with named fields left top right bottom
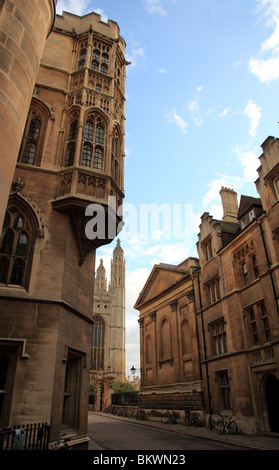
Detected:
left=143, top=0, right=167, bottom=16
left=203, top=173, right=242, bottom=206
left=188, top=99, right=203, bottom=126
left=154, top=67, right=168, bottom=74
left=56, top=0, right=91, bottom=16
left=244, top=100, right=262, bottom=137
left=218, top=107, right=230, bottom=118
left=234, top=146, right=259, bottom=183
left=249, top=0, right=279, bottom=83
left=166, top=108, right=188, bottom=134
left=126, top=46, right=146, bottom=71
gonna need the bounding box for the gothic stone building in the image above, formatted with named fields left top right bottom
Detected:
left=135, top=136, right=279, bottom=435
left=91, top=239, right=126, bottom=383
left=0, top=8, right=127, bottom=447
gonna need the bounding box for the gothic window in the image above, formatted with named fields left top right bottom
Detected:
left=91, top=316, right=105, bottom=371
left=93, top=147, right=103, bottom=170
left=111, top=126, right=121, bottom=184
left=273, top=177, right=279, bottom=200
left=209, top=318, right=227, bottom=356
left=80, top=48, right=87, bottom=59
left=91, top=60, right=99, bottom=71
left=91, top=42, right=110, bottom=74
left=81, top=114, right=106, bottom=170
left=100, top=63, right=108, bottom=74
left=81, top=142, right=93, bottom=167
left=78, top=60, right=85, bottom=70
left=65, top=115, right=79, bottom=167
left=18, top=100, right=51, bottom=166
left=0, top=205, right=37, bottom=289
left=201, top=236, right=213, bottom=263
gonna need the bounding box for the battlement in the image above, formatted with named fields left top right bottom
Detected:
left=55, top=10, right=125, bottom=49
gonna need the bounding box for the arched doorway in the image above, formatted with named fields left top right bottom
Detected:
left=265, top=375, right=279, bottom=432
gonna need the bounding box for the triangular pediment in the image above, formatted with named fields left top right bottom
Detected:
left=134, top=264, right=189, bottom=309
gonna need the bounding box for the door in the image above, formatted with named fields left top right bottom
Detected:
left=266, top=375, right=279, bottom=432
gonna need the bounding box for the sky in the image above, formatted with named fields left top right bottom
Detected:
left=56, top=0, right=279, bottom=378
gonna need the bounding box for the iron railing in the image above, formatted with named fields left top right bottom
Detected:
left=111, top=392, right=139, bottom=407
left=0, top=422, right=50, bottom=450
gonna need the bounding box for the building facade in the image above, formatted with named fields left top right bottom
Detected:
left=0, top=9, right=127, bottom=447
left=135, top=136, right=279, bottom=434
left=91, top=239, right=126, bottom=383
left=134, top=258, right=203, bottom=418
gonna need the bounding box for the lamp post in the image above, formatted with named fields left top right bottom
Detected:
left=130, top=365, right=139, bottom=375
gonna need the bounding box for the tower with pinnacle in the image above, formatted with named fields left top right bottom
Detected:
left=91, top=239, right=125, bottom=381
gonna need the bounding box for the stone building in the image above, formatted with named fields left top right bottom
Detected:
left=0, top=8, right=127, bottom=447
left=134, top=258, right=203, bottom=417
left=135, top=135, right=279, bottom=434
left=91, top=239, right=126, bottom=383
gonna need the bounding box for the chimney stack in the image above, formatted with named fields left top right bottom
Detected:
left=219, top=187, right=238, bottom=222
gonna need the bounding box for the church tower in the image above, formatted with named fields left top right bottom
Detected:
left=109, top=239, right=126, bottom=381
left=92, top=239, right=125, bottom=382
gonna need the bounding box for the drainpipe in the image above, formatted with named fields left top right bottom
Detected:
left=197, top=272, right=213, bottom=429
left=259, top=220, right=279, bottom=317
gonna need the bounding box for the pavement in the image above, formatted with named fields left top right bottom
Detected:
left=88, top=411, right=279, bottom=451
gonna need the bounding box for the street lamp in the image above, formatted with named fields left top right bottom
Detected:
left=130, top=365, right=139, bottom=375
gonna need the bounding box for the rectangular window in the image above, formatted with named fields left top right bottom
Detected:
left=259, top=303, right=271, bottom=342
left=249, top=308, right=259, bottom=345
left=215, top=370, right=232, bottom=410
left=210, top=318, right=227, bottom=355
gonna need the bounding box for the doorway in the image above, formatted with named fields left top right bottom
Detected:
left=265, top=375, right=279, bottom=432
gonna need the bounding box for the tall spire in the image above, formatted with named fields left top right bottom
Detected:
left=95, top=258, right=108, bottom=294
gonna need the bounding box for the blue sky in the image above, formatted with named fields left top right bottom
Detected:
left=56, top=0, right=279, bottom=377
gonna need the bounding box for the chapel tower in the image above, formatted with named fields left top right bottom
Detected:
left=92, top=239, right=126, bottom=383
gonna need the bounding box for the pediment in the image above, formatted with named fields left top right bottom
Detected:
left=134, top=264, right=189, bottom=310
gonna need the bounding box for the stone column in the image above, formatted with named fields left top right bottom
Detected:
left=0, top=0, right=56, bottom=232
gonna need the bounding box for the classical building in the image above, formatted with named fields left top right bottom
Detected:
left=135, top=135, right=279, bottom=434
left=0, top=8, right=127, bottom=447
left=134, top=258, right=203, bottom=417
left=91, top=239, right=126, bottom=383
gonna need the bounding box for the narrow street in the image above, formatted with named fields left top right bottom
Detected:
left=87, top=412, right=244, bottom=451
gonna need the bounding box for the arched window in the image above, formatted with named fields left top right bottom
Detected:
left=84, top=120, right=94, bottom=141
left=93, top=147, right=103, bottom=170
left=65, top=115, right=79, bottom=167
left=91, top=316, right=105, bottom=371
left=18, top=100, right=50, bottom=166
left=111, top=126, right=121, bottom=184
left=100, top=63, right=108, bottom=74
left=0, top=203, right=37, bottom=288
left=81, top=142, right=93, bottom=167
left=78, top=60, right=85, bottom=70
left=81, top=114, right=106, bottom=170
left=80, top=48, right=87, bottom=59
left=22, top=117, right=41, bottom=164
left=273, top=177, right=279, bottom=200
left=91, top=60, right=99, bottom=71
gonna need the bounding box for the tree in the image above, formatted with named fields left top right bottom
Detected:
left=113, top=380, right=134, bottom=393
